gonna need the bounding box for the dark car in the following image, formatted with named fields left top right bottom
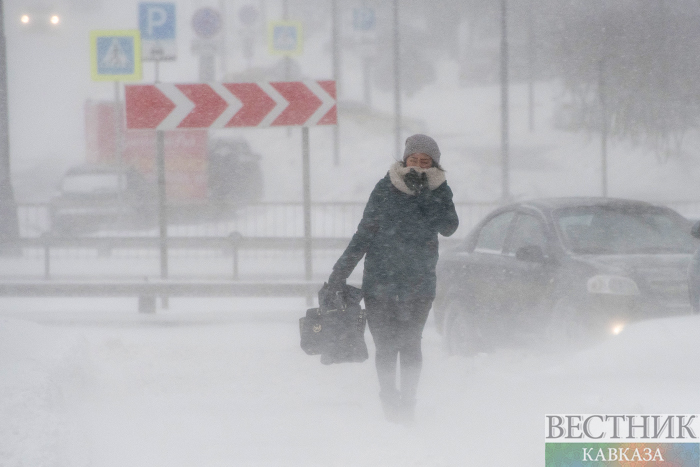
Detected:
left=689, top=220, right=700, bottom=313
left=434, top=197, right=699, bottom=355
left=207, top=138, right=264, bottom=205
left=49, top=164, right=156, bottom=235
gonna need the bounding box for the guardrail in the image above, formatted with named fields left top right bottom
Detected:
left=14, top=201, right=499, bottom=238
left=15, top=200, right=700, bottom=239
left=0, top=233, right=463, bottom=312
left=0, top=280, right=325, bottom=313
left=8, top=234, right=356, bottom=280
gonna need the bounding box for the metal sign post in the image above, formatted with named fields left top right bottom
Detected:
left=500, top=0, right=510, bottom=203
left=191, top=7, right=222, bottom=82
left=352, top=3, right=377, bottom=142
left=302, top=127, right=312, bottom=283
left=156, top=130, right=168, bottom=279
left=332, top=0, right=340, bottom=166
left=239, top=5, right=259, bottom=69
left=0, top=0, right=19, bottom=250
left=392, top=0, right=402, bottom=160
left=599, top=58, right=608, bottom=198
left=113, top=81, right=123, bottom=167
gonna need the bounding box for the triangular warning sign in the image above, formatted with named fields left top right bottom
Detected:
left=101, top=38, right=130, bottom=68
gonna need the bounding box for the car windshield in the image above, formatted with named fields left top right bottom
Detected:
left=555, top=205, right=695, bottom=254
left=61, top=173, right=125, bottom=194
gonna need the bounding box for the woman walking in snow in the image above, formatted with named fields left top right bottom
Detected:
left=327, top=134, right=459, bottom=424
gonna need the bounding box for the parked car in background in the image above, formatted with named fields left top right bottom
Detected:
left=434, top=197, right=699, bottom=355
left=207, top=138, right=264, bottom=205
left=49, top=164, right=155, bottom=235
left=688, top=220, right=700, bottom=314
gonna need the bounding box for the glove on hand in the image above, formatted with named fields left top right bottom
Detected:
left=327, top=269, right=346, bottom=292
left=323, top=271, right=347, bottom=312
left=419, top=172, right=429, bottom=193
left=404, top=169, right=429, bottom=195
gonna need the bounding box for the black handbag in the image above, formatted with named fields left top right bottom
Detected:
left=299, top=283, right=368, bottom=364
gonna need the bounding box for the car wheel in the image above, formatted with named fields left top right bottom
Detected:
left=545, top=298, right=593, bottom=351
left=690, top=290, right=700, bottom=314
left=443, top=301, right=488, bottom=357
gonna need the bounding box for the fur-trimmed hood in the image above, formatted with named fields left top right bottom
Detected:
left=388, top=161, right=446, bottom=195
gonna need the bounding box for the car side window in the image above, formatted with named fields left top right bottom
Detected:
left=507, top=213, right=547, bottom=255
left=474, top=211, right=515, bottom=253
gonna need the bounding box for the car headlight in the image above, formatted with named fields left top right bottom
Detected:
left=587, top=275, right=640, bottom=296
left=610, top=322, right=625, bottom=335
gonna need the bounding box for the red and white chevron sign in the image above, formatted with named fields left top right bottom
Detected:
left=125, top=80, right=337, bottom=129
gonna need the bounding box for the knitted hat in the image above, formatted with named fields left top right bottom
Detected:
left=403, top=134, right=441, bottom=166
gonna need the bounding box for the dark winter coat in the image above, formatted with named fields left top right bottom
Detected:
left=331, top=163, right=459, bottom=302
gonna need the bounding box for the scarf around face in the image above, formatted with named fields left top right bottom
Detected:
left=388, top=161, right=446, bottom=195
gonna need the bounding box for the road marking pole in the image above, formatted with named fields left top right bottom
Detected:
left=156, top=129, right=169, bottom=308
left=156, top=129, right=168, bottom=280
left=302, top=126, right=312, bottom=305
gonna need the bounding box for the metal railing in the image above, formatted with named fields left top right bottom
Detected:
left=10, top=234, right=349, bottom=280
left=0, top=233, right=345, bottom=309
left=16, top=199, right=700, bottom=239
left=16, top=201, right=500, bottom=238
left=0, top=279, right=325, bottom=313
left=9, top=199, right=700, bottom=272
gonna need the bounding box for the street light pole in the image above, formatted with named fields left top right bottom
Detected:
left=0, top=0, right=19, bottom=247
left=500, top=0, right=510, bottom=203
left=527, top=0, right=535, bottom=133
left=393, top=0, right=402, bottom=160
left=599, top=57, right=608, bottom=198
left=332, top=0, right=340, bottom=166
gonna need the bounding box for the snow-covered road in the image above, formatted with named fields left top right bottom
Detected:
left=2, top=301, right=699, bottom=466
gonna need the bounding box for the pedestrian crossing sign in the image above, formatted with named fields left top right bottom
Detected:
left=90, top=30, right=142, bottom=81
left=268, top=21, right=303, bottom=56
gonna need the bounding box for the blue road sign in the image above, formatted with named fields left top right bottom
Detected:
left=139, top=2, right=176, bottom=60
left=192, top=7, right=221, bottom=39
left=90, top=30, right=142, bottom=80
left=139, top=3, right=176, bottom=40
left=268, top=21, right=302, bottom=55
left=239, top=5, right=259, bottom=26
left=97, top=36, right=136, bottom=74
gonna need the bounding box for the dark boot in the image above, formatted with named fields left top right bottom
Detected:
left=376, top=351, right=402, bottom=423
left=398, top=397, right=416, bottom=425
left=399, top=364, right=421, bottom=402
left=379, top=389, right=402, bottom=423
left=398, top=361, right=421, bottom=425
